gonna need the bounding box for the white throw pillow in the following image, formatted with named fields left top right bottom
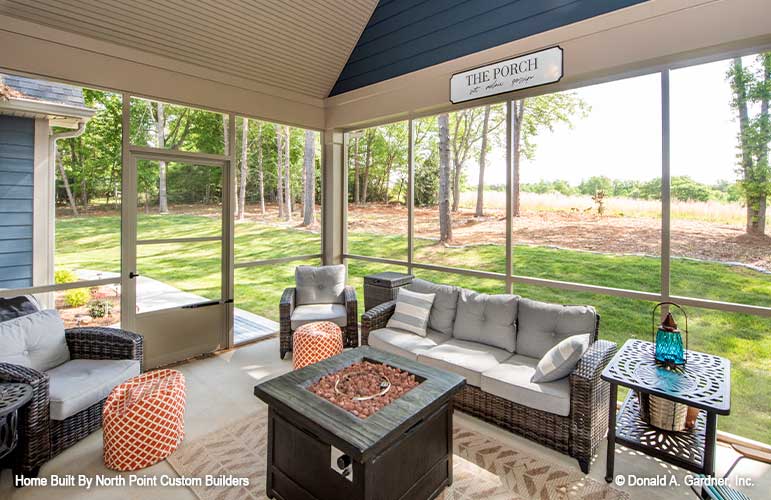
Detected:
left=386, top=288, right=435, bottom=337
left=531, top=334, right=591, bottom=383
left=0, top=309, right=70, bottom=372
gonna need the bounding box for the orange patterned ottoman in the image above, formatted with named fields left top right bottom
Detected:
left=103, top=369, right=186, bottom=471
left=293, top=321, right=344, bottom=370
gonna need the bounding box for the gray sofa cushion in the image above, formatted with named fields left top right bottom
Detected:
left=418, top=339, right=510, bottom=387
left=453, top=289, right=519, bottom=352
left=295, top=265, right=345, bottom=305
left=406, top=278, right=459, bottom=336
left=532, top=333, right=591, bottom=383
left=516, top=299, right=597, bottom=359
left=290, top=304, right=347, bottom=330
left=47, top=359, right=140, bottom=421
left=368, top=327, right=450, bottom=361
left=481, top=354, right=571, bottom=416
left=0, top=309, right=70, bottom=372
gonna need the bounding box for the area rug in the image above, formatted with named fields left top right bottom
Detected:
left=167, top=407, right=628, bottom=500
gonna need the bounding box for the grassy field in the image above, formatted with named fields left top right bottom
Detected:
left=57, top=214, right=771, bottom=443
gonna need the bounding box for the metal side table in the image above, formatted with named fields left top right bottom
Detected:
left=0, top=383, right=33, bottom=462
left=602, top=339, right=730, bottom=483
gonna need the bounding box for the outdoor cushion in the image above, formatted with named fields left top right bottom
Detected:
left=481, top=354, right=571, bottom=416
left=47, top=358, right=140, bottom=421
left=295, top=265, right=345, bottom=305
left=0, top=309, right=70, bottom=372
left=453, top=289, right=519, bottom=352
left=406, top=278, right=459, bottom=336
left=387, top=288, right=435, bottom=336
left=516, top=298, right=597, bottom=359
left=0, top=295, right=40, bottom=322
left=418, top=339, right=510, bottom=387
left=368, top=327, right=450, bottom=361
left=290, top=304, right=347, bottom=330
left=532, top=333, right=591, bottom=383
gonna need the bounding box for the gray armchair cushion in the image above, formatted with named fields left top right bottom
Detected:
left=516, top=299, right=597, bottom=359
left=295, top=265, right=346, bottom=305
left=481, top=354, right=571, bottom=416
left=368, top=327, right=450, bottom=361
left=47, top=359, right=140, bottom=420
left=290, top=304, right=347, bottom=330
left=453, top=289, right=519, bottom=352
left=418, top=339, right=510, bottom=387
left=0, top=309, right=70, bottom=372
left=406, top=278, right=459, bottom=336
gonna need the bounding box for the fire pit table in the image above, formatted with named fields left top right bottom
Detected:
left=254, top=346, right=465, bottom=500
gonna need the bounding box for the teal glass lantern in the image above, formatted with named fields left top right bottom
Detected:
left=652, top=302, right=688, bottom=367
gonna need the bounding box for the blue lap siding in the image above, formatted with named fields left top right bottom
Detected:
left=330, top=0, right=648, bottom=96
left=0, top=116, right=34, bottom=288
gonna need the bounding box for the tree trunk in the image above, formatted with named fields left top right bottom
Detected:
left=225, top=115, right=237, bottom=217
left=238, top=118, right=248, bottom=221
left=56, top=147, right=78, bottom=216
left=156, top=102, right=169, bottom=214
left=284, top=126, right=292, bottom=220
left=512, top=100, right=526, bottom=217
left=475, top=105, right=491, bottom=217
left=361, top=130, right=373, bottom=204
left=276, top=125, right=284, bottom=218
left=438, top=113, right=453, bottom=243
left=303, top=130, right=316, bottom=226
left=257, top=122, right=265, bottom=215
left=353, top=136, right=360, bottom=204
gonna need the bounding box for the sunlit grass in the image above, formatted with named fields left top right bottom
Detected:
left=55, top=214, right=771, bottom=443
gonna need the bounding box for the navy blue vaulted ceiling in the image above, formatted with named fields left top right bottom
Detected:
left=330, top=0, right=648, bottom=96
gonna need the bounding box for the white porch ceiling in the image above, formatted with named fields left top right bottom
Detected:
left=0, top=0, right=378, bottom=99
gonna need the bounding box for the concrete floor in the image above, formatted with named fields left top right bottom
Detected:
left=2, top=337, right=769, bottom=499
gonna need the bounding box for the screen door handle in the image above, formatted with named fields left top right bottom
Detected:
left=129, top=272, right=140, bottom=279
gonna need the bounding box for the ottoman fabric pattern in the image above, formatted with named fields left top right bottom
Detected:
left=292, top=321, right=344, bottom=370
left=103, top=369, right=186, bottom=471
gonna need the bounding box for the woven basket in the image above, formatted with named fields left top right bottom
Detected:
left=637, top=391, right=689, bottom=432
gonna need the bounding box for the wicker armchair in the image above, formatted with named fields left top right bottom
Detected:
left=0, top=326, right=143, bottom=477
left=361, top=300, right=616, bottom=473
left=280, top=286, right=358, bottom=359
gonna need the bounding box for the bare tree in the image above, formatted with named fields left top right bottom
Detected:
left=256, top=121, right=265, bottom=215
left=224, top=115, right=236, bottom=216
left=438, top=113, right=452, bottom=242
left=475, top=105, right=491, bottom=217
left=450, top=108, right=484, bottom=212
left=56, top=148, right=78, bottom=216
left=361, top=129, right=373, bottom=204
left=283, top=125, right=292, bottom=220
left=276, top=124, right=284, bottom=219
left=237, top=117, right=248, bottom=221
left=353, top=135, right=360, bottom=204
left=512, top=100, right=525, bottom=217
left=303, top=130, right=316, bottom=225
left=156, top=102, right=168, bottom=214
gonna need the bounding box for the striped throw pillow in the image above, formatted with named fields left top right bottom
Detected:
left=531, top=334, right=591, bottom=383
left=386, top=288, right=436, bottom=337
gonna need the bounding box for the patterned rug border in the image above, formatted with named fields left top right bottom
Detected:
left=167, top=408, right=630, bottom=500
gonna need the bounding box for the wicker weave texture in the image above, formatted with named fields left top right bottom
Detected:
left=359, top=298, right=616, bottom=472
left=279, top=285, right=359, bottom=359
left=0, top=327, right=143, bottom=475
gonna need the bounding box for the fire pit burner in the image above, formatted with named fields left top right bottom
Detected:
left=308, top=360, right=420, bottom=418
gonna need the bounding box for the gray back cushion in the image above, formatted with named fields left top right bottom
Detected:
left=453, top=289, right=519, bottom=352
left=0, top=309, right=70, bottom=372
left=516, top=298, right=597, bottom=359
left=406, top=278, right=459, bottom=336
left=295, top=265, right=346, bottom=305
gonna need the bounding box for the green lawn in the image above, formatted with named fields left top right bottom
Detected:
left=57, top=215, right=771, bottom=443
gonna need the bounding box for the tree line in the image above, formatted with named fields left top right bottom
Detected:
left=56, top=92, right=320, bottom=226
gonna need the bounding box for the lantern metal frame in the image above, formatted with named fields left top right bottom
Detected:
left=651, top=301, right=689, bottom=366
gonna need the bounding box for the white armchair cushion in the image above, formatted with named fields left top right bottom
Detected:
left=47, top=359, right=140, bottom=420
left=290, top=304, right=347, bottom=330
left=295, top=265, right=346, bottom=305
left=0, top=309, right=70, bottom=372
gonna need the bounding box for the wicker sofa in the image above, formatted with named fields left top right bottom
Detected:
left=0, top=300, right=143, bottom=477
left=361, top=278, right=617, bottom=473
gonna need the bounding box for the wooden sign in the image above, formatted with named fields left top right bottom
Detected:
left=450, top=46, right=563, bottom=104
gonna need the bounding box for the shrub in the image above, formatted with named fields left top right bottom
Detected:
left=55, top=269, right=77, bottom=284
left=64, top=288, right=90, bottom=308
left=88, top=299, right=113, bottom=318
